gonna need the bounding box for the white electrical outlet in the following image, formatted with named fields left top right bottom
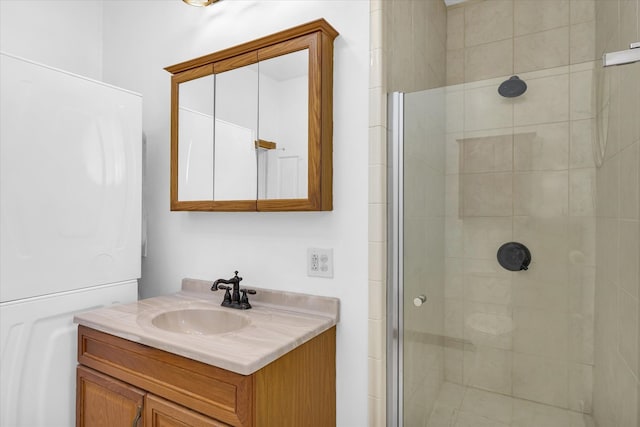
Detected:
left=307, top=247, right=333, bottom=278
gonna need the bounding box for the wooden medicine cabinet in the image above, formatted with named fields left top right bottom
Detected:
left=165, top=19, right=338, bottom=211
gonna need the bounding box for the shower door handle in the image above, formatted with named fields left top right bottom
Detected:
left=413, top=295, right=427, bottom=307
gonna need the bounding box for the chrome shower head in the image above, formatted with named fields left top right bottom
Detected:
left=498, top=75, right=527, bottom=98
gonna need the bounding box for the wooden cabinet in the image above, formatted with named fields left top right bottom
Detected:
left=77, top=366, right=144, bottom=427
left=76, top=325, right=336, bottom=427
left=144, top=394, right=228, bottom=427
left=77, top=366, right=228, bottom=427
left=165, top=19, right=338, bottom=212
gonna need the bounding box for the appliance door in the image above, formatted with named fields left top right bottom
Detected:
left=0, top=53, right=142, bottom=302
left=0, top=280, right=138, bottom=427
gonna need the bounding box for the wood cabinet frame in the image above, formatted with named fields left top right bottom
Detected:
left=76, top=366, right=145, bottom=427
left=76, top=325, right=336, bottom=427
left=165, top=19, right=338, bottom=211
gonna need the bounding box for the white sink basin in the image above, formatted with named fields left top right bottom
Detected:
left=151, top=308, right=250, bottom=335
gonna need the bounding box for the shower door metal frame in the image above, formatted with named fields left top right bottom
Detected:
left=387, top=92, right=404, bottom=427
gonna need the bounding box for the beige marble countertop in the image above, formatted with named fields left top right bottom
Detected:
left=74, top=278, right=339, bottom=375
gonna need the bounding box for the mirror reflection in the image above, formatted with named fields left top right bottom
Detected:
left=214, top=62, right=258, bottom=201
left=177, top=51, right=308, bottom=203
left=258, top=49, right=309, bottom=200
left=178, top=74, right=214, bottom=201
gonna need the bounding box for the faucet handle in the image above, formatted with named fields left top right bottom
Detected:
left=216, top=285, right=233, bottom=304
left=239, top=288, right=256, bottom=309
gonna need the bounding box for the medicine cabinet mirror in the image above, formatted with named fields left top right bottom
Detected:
left=166, top=19, right=338, bottom=211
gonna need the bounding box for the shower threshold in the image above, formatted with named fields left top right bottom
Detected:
left=425, top=382, right=595, bottom=427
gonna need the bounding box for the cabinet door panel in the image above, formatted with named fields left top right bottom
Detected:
left=145, top=394, right=229, bottom=427
left=78, top=326, right=252, bottom=426
left=77, top=366, right=144, bottom=427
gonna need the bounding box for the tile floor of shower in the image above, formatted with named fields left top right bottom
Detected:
left=425, top=382, right=595, bottom=427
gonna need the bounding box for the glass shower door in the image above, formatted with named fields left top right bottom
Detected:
left=388, top=89, right=448, bottom=426
left=389, top=59, right=600, bottom=426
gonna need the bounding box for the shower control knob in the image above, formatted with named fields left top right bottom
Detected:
left=413, top=295, right=427, bottom=307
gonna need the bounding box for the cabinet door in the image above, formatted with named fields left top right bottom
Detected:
left=144, top=394, right=230, bottom=427
left=76, top=366, right=144, bottom=427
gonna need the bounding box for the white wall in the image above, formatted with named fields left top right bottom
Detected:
left=101, top=1, right=370, bottom=426
left=0, top=0, right=104, bottom=80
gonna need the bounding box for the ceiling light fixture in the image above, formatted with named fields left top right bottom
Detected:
left=182, top=0, right=219, bottom=6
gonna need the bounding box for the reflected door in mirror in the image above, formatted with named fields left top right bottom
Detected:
left=257, top=49, right=308, bottom=200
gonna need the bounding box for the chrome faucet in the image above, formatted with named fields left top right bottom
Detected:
left=211, top=271, right=256, bottom=310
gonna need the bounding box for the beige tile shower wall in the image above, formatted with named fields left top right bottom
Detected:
left=592, top=1, right=640, bottom=426
left=384, top=2, right=448, bottom=425
left=444, top=63, right=598, bottom=413
left=443, top=0, right=599, bottom=413
left=446, top=0, right=597, bottom=85
left=368, top=1, right=448, bottom=426
left=386, top=0, right=447, bottom=92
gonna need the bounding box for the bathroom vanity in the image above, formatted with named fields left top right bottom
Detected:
left=74, top=280, right=339, bottom=427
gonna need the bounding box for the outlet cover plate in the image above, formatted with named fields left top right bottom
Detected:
left=307, top=247, right=333, bottom=278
